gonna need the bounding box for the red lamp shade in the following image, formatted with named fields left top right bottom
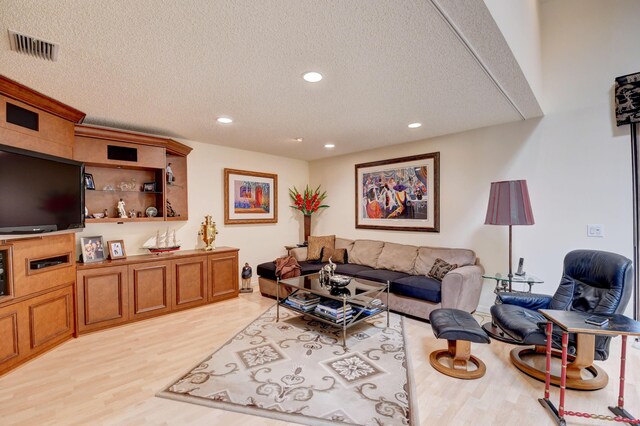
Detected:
left=485, top=180, right=534, bottom=226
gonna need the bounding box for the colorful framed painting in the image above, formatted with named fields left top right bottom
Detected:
left=355, top=152, right=439, bottom=232
left=224, top=168, right=278, bottom=225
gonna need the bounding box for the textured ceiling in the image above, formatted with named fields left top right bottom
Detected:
left=0, top=0, right=541, bottom=160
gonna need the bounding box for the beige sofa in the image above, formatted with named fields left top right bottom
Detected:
left=257, top=238, right=484, bottom=319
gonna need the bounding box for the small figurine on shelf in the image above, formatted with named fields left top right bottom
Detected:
left=103, top=209, right=109, bottom=218
left=241, top=263, right=253, bottom=293
left=128, top=209, right=136, bottom=218
left=166, top=163, right=174, bottom=185
left=117, top=199, right=127, bottom=218
left=166, top=199, right=178, bottom=217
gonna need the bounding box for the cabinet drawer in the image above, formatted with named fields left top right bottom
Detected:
left=74, top=136, right=165, bottom=169
left=11, top=234, right=75, bottom=298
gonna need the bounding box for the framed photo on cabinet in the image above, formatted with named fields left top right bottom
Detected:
left=80, top=236, right=106, bottom=263
left=107, top=240, right=127, bottom=259
left=224, top=168, right=278, bottom=224
left=355, top=152, right=439, bottom=232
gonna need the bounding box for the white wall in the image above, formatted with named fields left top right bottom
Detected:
left=77, top=140, right=309, bottom=283
left=483, top=0, right=542, bottom=102
left=310, top=0, right=640, bottom=314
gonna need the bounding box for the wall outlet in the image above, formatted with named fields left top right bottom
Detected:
left=587, top=224, right=604, bottom=237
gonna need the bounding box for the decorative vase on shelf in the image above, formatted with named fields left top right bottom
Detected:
left=304, top=215, right=311, bottom=243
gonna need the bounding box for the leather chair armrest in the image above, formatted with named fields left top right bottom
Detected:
left=496, top=292, right=552, bottom=310
left=441, top=265, right=483, bottom=312
left=289, top=247, right=307, bottom=262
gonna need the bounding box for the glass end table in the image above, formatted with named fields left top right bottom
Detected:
left=482, top=273, right=544, bottom=344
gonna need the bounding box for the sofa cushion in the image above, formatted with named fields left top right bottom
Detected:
left=321, top=247, right=347, bottom=263
left=391, top=275, right=442, bottom=303
left=306, top=235, right=335, bottom=261
left=376, top=242, right=418, bottom=273
left=349, top=239, right=385, bottom=268
left=257, top=261, right=323, bottom=281
left=335, top=263, right=374, bottom=276
left=427, top=258, right=458, bottom=281
left=355, top=269, right=411, bottom=284
left=335, top=237, right=355, bottom=257
left=257, top=261, right=278, bottom=280
left=413, top=247, right=476, bottom=275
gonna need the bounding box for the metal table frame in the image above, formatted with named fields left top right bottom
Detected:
left=276, top=273, right=390, bottom=347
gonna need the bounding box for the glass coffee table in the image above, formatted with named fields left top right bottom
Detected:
left=277, top=273, right=390, bottom=347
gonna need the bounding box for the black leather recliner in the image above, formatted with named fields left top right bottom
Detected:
left=491, top=250, right=633, bottom=361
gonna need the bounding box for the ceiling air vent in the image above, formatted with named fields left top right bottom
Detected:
left=8, top=30, right=59, bottom=61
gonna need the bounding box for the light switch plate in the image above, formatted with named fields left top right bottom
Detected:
left=587, top=224, right=604, bottom=237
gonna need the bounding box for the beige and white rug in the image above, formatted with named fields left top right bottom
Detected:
left=158, top=305, right=417, bottom=425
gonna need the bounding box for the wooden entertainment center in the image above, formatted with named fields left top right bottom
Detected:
left=76, top=248, right=238, bottom=334
left=0, top=75, right=239, bottom=376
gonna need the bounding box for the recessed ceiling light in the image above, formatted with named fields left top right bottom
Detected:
left=324, top=143, right=335, bottom=148
left=408, top=122, right=422, bottom=128
left=217, top=117, right=233, bottom=124
left=294, top=137, right=303, bottom=142
left=303, top=72, right=323, bottom=83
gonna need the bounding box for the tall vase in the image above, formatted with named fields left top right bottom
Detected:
left=303, top=214, right=311, bottom=243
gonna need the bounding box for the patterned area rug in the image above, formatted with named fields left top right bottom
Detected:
left=158, top=305, right=417, bottom=425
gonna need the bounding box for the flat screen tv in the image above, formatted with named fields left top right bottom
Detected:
left=0, top=144, right=84, bottom=234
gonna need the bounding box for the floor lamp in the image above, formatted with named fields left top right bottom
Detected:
left=484, top=180, right=535, bottom=291
left=615, top=72, right=640, bottom=335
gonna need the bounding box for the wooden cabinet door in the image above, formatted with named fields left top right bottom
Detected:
left=0, top=285, right=74, bottom=375
left=27, top=285, right=74, bottom=350
left=0, top=304, right=21, bottom=372
left=128, top=261, right=172, bottom=320
left=76, top=266, right=129, bottom=334
left=173, top=256, right=208, bottom=310
left=208, top=251, right=238, bottom=302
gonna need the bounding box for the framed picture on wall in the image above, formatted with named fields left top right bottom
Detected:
left=224, top=168, right=278, bottom=225
left=80, top=236, right=106, bottom=263
left=355, top=152, right=440, bottom=232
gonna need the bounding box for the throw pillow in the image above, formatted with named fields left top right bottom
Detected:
left=306, top=235, right=335, bottom=261
left=321, top=247, right=347, bottom=263
left=427, top=258, right=458, bottom=281
left=349, top=239, right=385, bottom=268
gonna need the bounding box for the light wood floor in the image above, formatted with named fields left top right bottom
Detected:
left=0, top=291, right=638, bottom=425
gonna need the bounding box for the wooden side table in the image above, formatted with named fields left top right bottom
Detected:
left=538, top=310, right=640, bottom=425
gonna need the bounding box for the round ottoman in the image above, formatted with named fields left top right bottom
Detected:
left=429, top=308, right=491, bottom=380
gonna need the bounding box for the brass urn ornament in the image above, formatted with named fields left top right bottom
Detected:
left=199, top=215, right=218, bottom=251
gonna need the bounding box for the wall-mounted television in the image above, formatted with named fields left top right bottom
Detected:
left=0, top=144, right=84, bottom=234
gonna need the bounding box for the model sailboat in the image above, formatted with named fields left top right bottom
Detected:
left=143, top=229, right=181, bottom=254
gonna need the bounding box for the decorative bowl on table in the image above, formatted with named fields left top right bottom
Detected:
left=329, top=274, right=352, bottom=288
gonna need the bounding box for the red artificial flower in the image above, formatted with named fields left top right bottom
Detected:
left=289, top=185, right=329, bottom=215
